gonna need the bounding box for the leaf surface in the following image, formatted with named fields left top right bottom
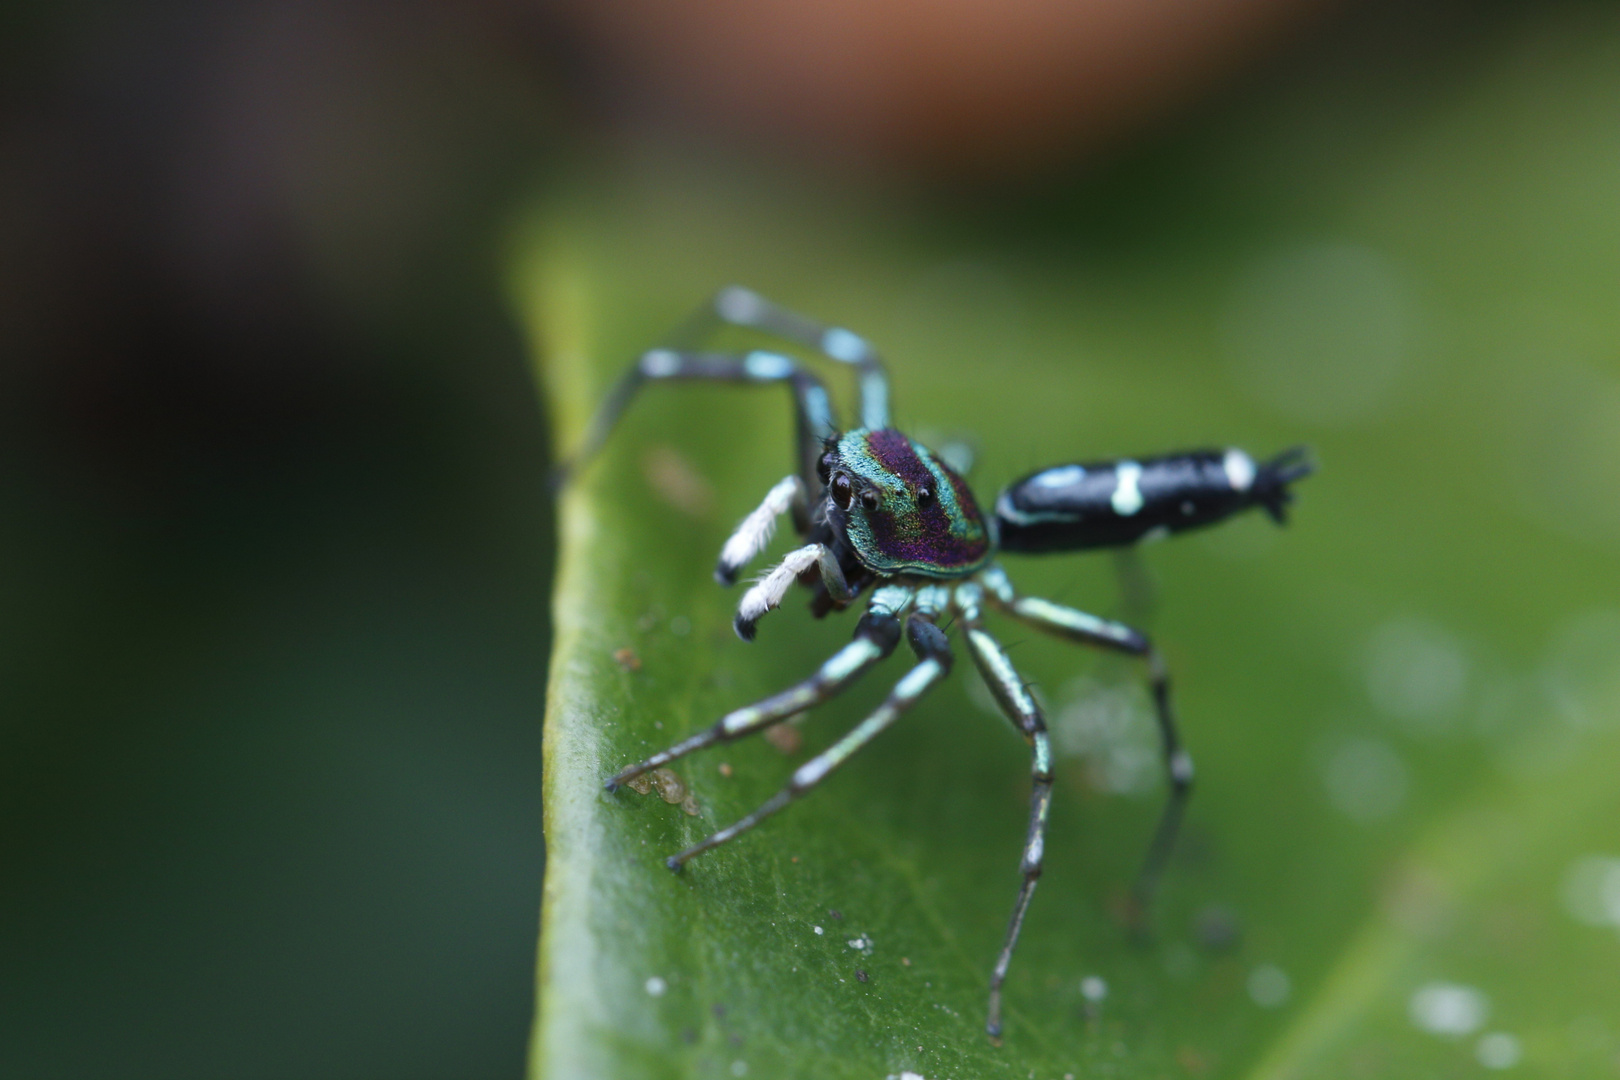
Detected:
left=521, top=31, right=1620, bottom=1067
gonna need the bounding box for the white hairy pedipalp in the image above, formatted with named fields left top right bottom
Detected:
left=717, top=475, right=803, bottom=582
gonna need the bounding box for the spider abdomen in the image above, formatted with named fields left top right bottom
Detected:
left=994, top=447, right=1310, bottom=554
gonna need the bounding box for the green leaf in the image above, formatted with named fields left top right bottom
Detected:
left=519, top=23, right=1620, bottom=1067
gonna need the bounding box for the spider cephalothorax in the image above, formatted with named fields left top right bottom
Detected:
left=820, top=429, right=992, bottom=578
left=566, top=286, right=1311, bottom=1039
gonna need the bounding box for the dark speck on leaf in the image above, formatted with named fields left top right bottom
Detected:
left=829, top=909, right=843, bottom=920
left=711, top=1003, right=726, bottom=1019
left=762, top=721, right=802, bottom=754
left=729, top=1034, right=743, bottom=1047
left=856, top=970, right=868, bottom=983
left=1177, top=1045, right=1212, bottom=1076
left=1194, top=904, right=1242, bottom=951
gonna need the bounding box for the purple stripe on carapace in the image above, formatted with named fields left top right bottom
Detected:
left=839, top=429, right=991, bottom=575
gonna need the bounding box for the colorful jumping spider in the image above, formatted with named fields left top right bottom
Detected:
left=565, top=287, right=1311, bottom=1037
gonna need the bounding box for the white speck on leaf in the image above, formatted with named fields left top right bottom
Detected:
left=1562, top=854, right=1620, bottom=926
left=1410, top=982, right=1489, bottom=1036
left=1477, top=1031, right=1522, bottom=1069
left=1248, top=964, right=1291, bottom=1008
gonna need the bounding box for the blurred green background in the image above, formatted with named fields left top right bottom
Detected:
left=6, top=1, right=1620, bottom=1077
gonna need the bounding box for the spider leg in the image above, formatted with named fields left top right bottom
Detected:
left=734, top=543, right=853, bottom=641
left=665, top=611, right=951, bottom=871
left=672, top=286, right=892, bottom=431
left=954, top=583, right=1053, bottom=1039
left=978, top=566, right=1192, bottom=925
left=558, top=348, right=836, bottom=497
left=604, top=604, right=906, bottom=793
left=715, top=474, right=807, bottom=586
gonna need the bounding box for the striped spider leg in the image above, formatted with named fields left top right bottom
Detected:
left=561, top=347, right=837, bottom=507
left=561, top=286, right=899, bottom=632
left=668, top=285, right=891, bottom=431
left=951, top=579, right=1054, bottom=1039
left=610, top=585, right=958, bottom=873
left=978, top=565, right=1192, bottom=925
left=604, top=584, right=914, bottom=799
left=559, top=286, right=892, bottom=498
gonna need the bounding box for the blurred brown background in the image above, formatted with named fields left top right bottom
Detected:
left=0, top=0, right=1562, bottom=1076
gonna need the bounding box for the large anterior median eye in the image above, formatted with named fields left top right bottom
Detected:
left=830, top=472, right=853, bottom=510
left=859, top=489, right=880, bottom=511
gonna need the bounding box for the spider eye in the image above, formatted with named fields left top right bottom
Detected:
left=916, top=484, right=934, bottom=505
left=830, top=473, right=853, bottom=510
left=859, top=489, right=881, bottom=512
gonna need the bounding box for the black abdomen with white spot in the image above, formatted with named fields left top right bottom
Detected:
left=994, top=447, right=1311, bottom=554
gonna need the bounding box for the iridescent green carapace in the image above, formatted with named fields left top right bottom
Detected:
left=825, top=428, right=991, bottom=577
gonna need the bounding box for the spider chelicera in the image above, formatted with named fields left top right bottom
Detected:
left=564, top=287, right=1311, bottom=1039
